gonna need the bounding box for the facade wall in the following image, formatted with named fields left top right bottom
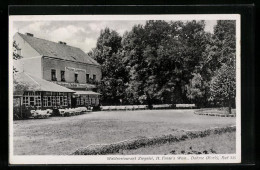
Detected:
left=13, top=33, right=41, bottom=58
left=21, top=57, right=42, bottom=78
left=42, top=57, right=101, bottom=84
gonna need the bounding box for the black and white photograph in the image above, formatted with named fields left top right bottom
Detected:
left=9, top=15, right=241, bottom=164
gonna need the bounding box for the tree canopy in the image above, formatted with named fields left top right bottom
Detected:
left=89, top=20, right=236, bottom=110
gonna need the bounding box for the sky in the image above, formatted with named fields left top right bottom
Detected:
left=13, top=20, right=217, bottom=53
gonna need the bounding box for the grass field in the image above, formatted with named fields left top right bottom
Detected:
left=13, top=109, right=236, bottom=155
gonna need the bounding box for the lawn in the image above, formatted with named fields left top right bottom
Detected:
left=13, top=109, right=236, bottom=155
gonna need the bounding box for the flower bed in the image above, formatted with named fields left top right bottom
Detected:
left=152, top=104, right=172, bottom=109
left=175, top=104, right=196, bottom=109
left=100, top=104, right=175, bottom=111
left=24, top=107, right=91, bottom=119
left=72, top=125, right=236, bottom=155
left=100, top=105, right=148, bottom=111
left=30, top=110, right=51, bottom=119
left=58, top=107, right=91, bottom=117
left=100, top=104, right=198, bottom=111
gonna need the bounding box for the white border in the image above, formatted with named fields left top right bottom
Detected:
left=9, top=14, right=241, bottom=164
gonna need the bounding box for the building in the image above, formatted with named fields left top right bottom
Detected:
left=13, top=32, right=102, bottom=108
left=13, top=72, right=75, bottom=109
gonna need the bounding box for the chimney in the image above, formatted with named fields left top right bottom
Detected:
left=58, top=41, right=67, bottom=45
left=26, top=33, right=34, bottom=37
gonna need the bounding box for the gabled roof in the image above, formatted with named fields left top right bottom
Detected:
left=13, top=72, right=75, bottom=95
left=17, top=33, right=100, bottom=66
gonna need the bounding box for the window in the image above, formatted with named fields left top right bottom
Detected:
left=67, top=96, right=71, bottom=106
left=81, top=97, right=84, bottom=105
left=35, top=96, right=41, bottom=106
left=56, top=96, right=60, bottom=106
left=23, top=96, right=29, bottom=106
left=25, top=92, right=35, bottom=96
left=52, top=92, right=58, bottom=96
left=43, top=96, right=48, bottom=107
left=52, top=96, right=56, bottom=106
left=75, top=73, right=78, bottom=83
left=93, top=74, right=96, bottom=81
left=61, top=71, right=65, bottom=82
left=86, top=74, right=89, bottom=83
left=77, top=98, right=81, bottom=105
left=85, top=95, right=90, bottom=105
left=85, top=98, right=89, bottom=105
left=63, top=96, right=67, bottom=106
left=51, top=69, right=57, bottom=81
left=48, top=96, right=52, bottom=106
left=45, top=91, right=52, bottom=96
left=22, top=92, right=42, bottom=107
left=60, top=96, right=63, bottom=106
left=29, top=97, right=35, bottom=106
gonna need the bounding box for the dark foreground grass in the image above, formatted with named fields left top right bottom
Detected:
left=72, top=126, right=235, bottom=155
left=120, top=131, right=236, bottom=155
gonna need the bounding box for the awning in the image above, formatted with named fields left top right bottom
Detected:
left=74, top=90, right=101, bottom=95
left=13, top=72, right=75, bottom=95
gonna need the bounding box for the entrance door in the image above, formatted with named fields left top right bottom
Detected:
left=71, top=97, right=77, bottom=108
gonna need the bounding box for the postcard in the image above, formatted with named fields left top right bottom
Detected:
left=9, top=14, right=241, bottom=164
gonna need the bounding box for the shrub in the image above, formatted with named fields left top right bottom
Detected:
left=92, top=105, right=101, bottom=111
left=13, top=106, right=33, bottom=120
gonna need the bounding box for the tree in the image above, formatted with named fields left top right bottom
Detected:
left=13, top=40, right=22, bottom=74
left=183, top=32, right=216, bottom=107
left=185, top=73, right=207, bottom=106
left=121, top=20, right=211, bottom=106
left=209, top=20, right=236, bottom=113
left=159, top=20, right=209, bottom=104
left=89, top=28, right=129, bottom=105
left=122, top=24, right=148, bottom=104
left=210, top=63, right=236, bottom=114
